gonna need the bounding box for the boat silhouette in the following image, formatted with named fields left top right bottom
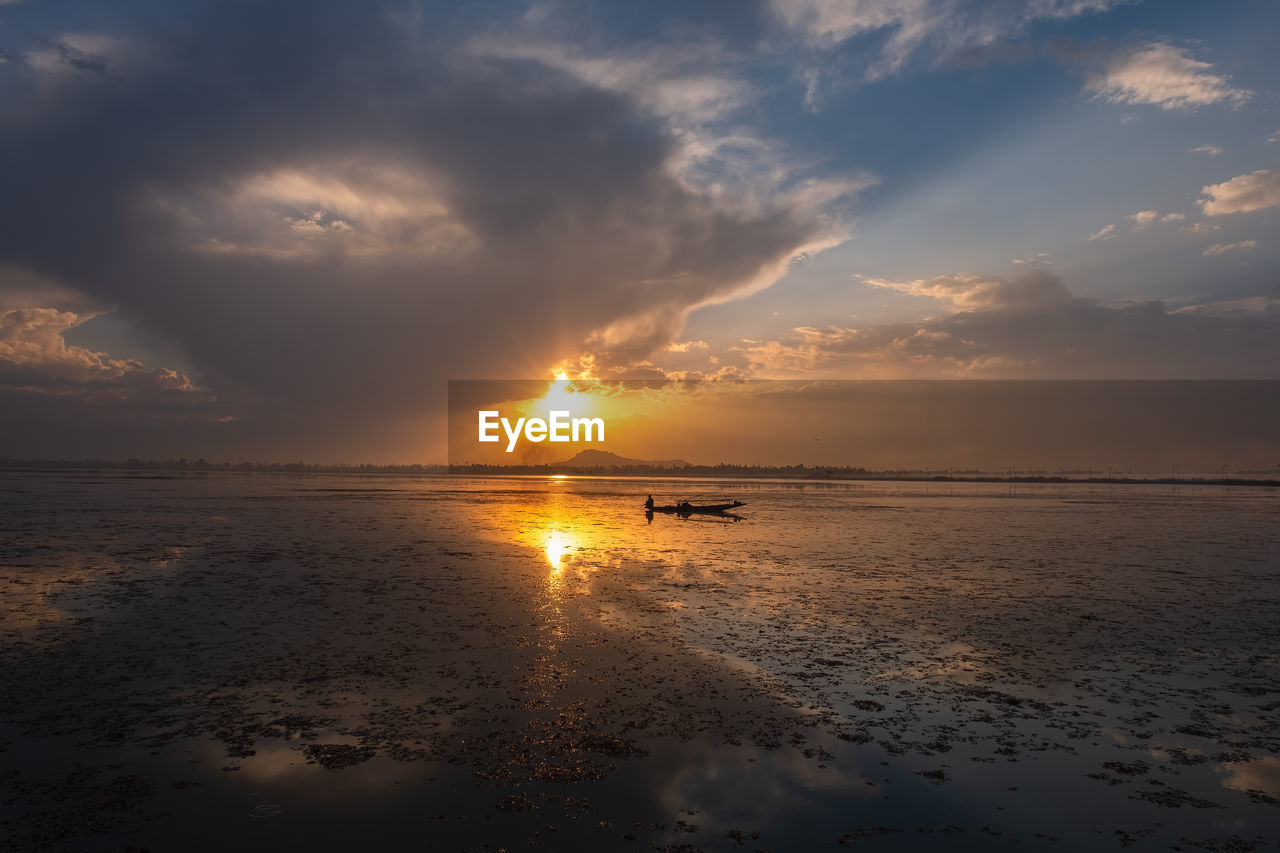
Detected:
left=645, top=500, right=744, bottom=515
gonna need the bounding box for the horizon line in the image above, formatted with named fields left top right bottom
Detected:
left=2, top=457, right=1277, bottom=480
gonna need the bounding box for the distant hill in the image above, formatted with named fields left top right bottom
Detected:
left=559, top=449, right=691, bottom=469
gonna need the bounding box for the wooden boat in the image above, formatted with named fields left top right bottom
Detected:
left=645, top=500, right=744, bottom=515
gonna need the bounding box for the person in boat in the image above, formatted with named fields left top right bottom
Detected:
left=678, top=500, right=692, bottom=511
left=645, top=494, right=655, bottom=510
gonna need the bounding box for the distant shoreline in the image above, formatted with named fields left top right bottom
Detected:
left=1, top=458, right=1276, bottom=487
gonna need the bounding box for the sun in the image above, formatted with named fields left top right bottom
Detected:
left=527, top=377, right=596, bottom=419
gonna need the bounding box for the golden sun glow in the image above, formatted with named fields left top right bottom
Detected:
left=537, top=380, right=591, bottom=416
left=458, top=373, right=722, bottom=467
left=516, top=377, right=617, bottom=428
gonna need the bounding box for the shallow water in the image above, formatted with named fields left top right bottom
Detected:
left=1, top=471, right=1278, bottom=851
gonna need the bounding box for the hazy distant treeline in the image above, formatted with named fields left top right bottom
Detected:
left=0, top=458, right=1275, bottom=486
left=451, top=462, right=986, bottom=478
left=447, top=463, right=1278, bottom=485
left=0, top=457, right=448, bottom=474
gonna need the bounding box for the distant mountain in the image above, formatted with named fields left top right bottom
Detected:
left=559, top=449, right=691, bottom=468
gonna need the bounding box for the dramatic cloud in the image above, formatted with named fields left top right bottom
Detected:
left=0, top=0, right=846, bottom=458
left=1190, top=145, right=1223, bottom=156
left=468, top=26, right=874, bottom=218
left=0, top=1, right=1273, bottom=458
left=0, top=308, right=142, bottom=381
left=738, top=271, right=1280, bottom=378
left=0, top=306, right=214, bottom=441
left=1084, top=43, right=1251, bottom=110
left=1199, top=170, right=1280, bottom=216
left=1202, top=241, right=1257, bottom=257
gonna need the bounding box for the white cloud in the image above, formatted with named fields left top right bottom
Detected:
left=1173, top=295, right=1280, bottom=319
left=24, top=33, right=117, bottom=75
left=0, top=305, right=222, bottom=436
left=180, top=164, right=477, bottom=260
left=469, top=36, right=751, bottom=124
left=770, top=0, right=929, bottom=49
left=468, top=29, right=872, bottom=226
left=1127, top=210, right=1185, bottom=228
left=1202, top=241, right=1256, bottom=257
left=0, top=307, right=207, bottom=396
left=800, top=66, right=823, bottom=112
left=665, top=340, right=709, bottom=353
left=1088, top=223, right=1116, bottom=241
left=1085, top=43, right=1251, bottom=110
left=1200, top=170, right=1280, bottom=216
left=21, top=32, right=153, bottom=85
left=1190, top=145, right=1222, bottom=156
left=1179, top=222, right=1220, bottom=236
left=769, top=0, right=1121, bottom=79
left=0, top=308, right=139, bottom=380
left=861, top=269, right=1071, bottom=311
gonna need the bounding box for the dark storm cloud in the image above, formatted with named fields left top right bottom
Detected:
left=0, top=0, right=820, bottom=459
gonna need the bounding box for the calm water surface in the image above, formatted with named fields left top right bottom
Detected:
left=1, top=471, right=1278, bottom=850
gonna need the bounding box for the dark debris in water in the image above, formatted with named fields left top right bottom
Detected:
left=1130, top=786, right=1225, bottom=809
left=1, top=473, right=1278, bottom=850
left=495, top=792, right=535, bottom=812
left=301, top=743, right=378, bottom=770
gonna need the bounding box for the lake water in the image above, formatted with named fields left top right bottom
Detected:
left=1, top=471, right=1278, bottom=850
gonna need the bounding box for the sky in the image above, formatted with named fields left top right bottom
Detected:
left=1, top=0, right=1278, bottom=463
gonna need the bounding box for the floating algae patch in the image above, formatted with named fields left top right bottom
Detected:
left=301, top=743, right=378, bottom=770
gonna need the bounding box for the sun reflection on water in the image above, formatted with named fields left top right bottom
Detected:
left=506, top=491, right=596, bottom=593
left=485, top=483, right=619, bottom=596
left=543, top=529, right=577, bottom=574
left=512, top=495, right=599, bottom=659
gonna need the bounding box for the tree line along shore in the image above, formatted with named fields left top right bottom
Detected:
left=1, top=458, right=1276, bottom=486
